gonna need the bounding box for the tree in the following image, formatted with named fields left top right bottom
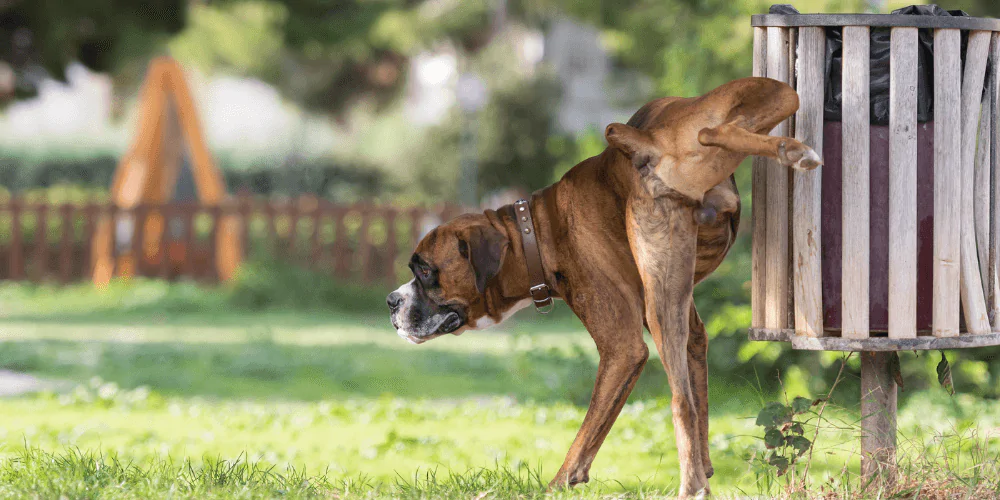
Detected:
left=955, top=0, right=1000, bottom=17
left=0, top=0, right=187, bottom=101
left=194, top=0, right=499, bottom=116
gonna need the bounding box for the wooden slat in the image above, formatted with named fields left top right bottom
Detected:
left=992, top=33, right=1000, bottom=330
left=309, top=203, right=323, bottom=268
left=765, top=26, right=790, bottom=330
left=58, top=204, right=73, bottom=283
left=333, top=208, right=350, bottom=278
left=786, top=27, right=797, bottom=330
left=792, top=27, right=825, bottom=338
left=34, top=204, right=49, bottom=281
left=841, top=26, right=871, bottom=339
left=750, top=327, right=1000, bottom=350
left=206, top=205, right=221, bottom=282
left=934, top=29, right=963, bottom=338
left=977, top=34, right=1000, bottom=328
left=129, top=206, right=145, bottom=279
left=958, top=31, right=992, bottom=335
left=888, top=27, right=919, bottom=339
left=266, top=202, right=278, bottom=254
left=359, top=210, right=374, bottom=283
left=9, top=200, right=23, bottom=280
left=159, top=205, right=172, bottom=280
left=976, top=79, right=993, bottom=299
left=385, top=209, right=398, bottom=286
left=751, top=26, right=768, bottom=329
left=107, top=206, right=119, bottom=278
left=81, top=203, right=96, bottom=278
left=286, top=202, right=299, bottom=258
left=409, top=208, right=423, bottom=249
left=237, top=198, right=251, bottom=262
left=181, top=205, right=197, bottom=278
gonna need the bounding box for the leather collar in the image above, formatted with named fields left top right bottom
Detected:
left=511, top=198, right=554, bottom=313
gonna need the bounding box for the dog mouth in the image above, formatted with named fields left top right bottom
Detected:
left=393, top=311, right=464, bottom=345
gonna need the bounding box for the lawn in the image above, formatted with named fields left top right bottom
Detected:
left=0, top=281, right=998, bottom=498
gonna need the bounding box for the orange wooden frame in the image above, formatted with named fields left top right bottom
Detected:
left=92, top=57, right=241, bottom=286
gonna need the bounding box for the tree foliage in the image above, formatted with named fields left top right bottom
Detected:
left=196, top=0, right=500, bottom=116
left=0, top=0, right=187, bottom=100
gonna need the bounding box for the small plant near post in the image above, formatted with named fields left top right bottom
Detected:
left=753, top=396, right=818, bottom=478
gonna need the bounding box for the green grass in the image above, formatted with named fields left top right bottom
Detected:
left=0, top=281, right=999, bottom=498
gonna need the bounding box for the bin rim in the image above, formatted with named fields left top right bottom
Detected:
left=752, top=13, right=1000, bottom=31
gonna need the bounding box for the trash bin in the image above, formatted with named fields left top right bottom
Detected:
left=766, top=4, right=992, bottom=333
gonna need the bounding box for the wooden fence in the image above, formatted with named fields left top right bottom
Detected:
left=0, top=197, right=468, bottom=287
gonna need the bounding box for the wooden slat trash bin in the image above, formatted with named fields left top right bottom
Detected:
left=748, top=10, right=1000, bottom=486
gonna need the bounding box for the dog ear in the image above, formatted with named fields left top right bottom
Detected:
left=464, top=225, right=509, bottom=294
left=605, top=123, right=661, bottom=170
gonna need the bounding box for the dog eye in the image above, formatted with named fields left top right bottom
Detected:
left=420, top=268, right=430, bottom=278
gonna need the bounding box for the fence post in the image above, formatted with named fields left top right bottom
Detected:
left=238, top=197, right=251, bottom=263
left=34, top=203, right=49, bottom=282
left=130, top=205, right=147, bottom=279
left=333, top=208, right=350, bottom=279
left=860, top=351, right=898, bottom=488
left=181, top=204, right=197, bottom=278
left=207, top=205, right=221, bottom=282
left=158, top=204, right=172, bottom=280
left=82, top=203, right=97, bottom=279
left=10, top=199, right=23, bottom=281
left=286, top=200, right=300, bottom=258
left=385, top=209, right=398, bottom=286
left=359, top=209, right=374, bottom=283
left=309, top=201, right=323, bottom=269
left=58, top=204, right=74, bottom=283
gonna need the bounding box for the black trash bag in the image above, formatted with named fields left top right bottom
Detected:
left=768, top=4, right=983, bottom=125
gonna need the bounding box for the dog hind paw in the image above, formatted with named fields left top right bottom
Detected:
left=777, top=140, right=822, bottom=171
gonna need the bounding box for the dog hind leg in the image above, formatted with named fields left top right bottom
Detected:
left=697, top=118, right=821, bottom=171
left=688, top=303, right=712, bottom=478
left=628, top=198, right=708, bottom=498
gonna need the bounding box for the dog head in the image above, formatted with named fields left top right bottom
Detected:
left=387, top=213, right=525, bottom=344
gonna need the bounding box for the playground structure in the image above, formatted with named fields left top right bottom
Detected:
left=91, top=57, right=241, bottom=286
left=748, top=10, right=1000, bottom=486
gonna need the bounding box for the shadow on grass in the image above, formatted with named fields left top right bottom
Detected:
left=0, top=276, right=586, bottom=333
left=0, top=337, right=760, bottom=410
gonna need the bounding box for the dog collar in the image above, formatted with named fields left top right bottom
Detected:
left=512, top=198, right=554, bottom=314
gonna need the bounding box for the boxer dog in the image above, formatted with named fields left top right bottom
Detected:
left=387, top=77, right=819, bottom=497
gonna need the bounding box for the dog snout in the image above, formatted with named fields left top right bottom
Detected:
left=387, top=291, right=403, bottom=311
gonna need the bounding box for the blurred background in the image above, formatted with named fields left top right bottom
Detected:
left=1, top=0, right=1000, bottom=496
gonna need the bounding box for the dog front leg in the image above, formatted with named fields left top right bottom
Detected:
left=698, top=118, right=821, bottom=171
left=549, top=300, right=648, bottom=490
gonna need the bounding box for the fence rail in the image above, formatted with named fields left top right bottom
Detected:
left=0, top=197, right=468, bottom=287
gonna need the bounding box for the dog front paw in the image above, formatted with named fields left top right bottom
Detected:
left=546, top=469, right=589, bottom=491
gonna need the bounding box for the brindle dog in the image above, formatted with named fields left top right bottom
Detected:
left=387, top=77, right=819, bottom=497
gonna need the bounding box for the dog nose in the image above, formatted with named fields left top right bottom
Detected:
left=387, top=292, right=403, bottom=310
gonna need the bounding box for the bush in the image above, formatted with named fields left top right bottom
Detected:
left=226, top=257, right=390, bottom=314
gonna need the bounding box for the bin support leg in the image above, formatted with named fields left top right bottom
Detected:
left=860, top=351, right=897, bottom=489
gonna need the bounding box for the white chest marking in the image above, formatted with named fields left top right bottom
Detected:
left=471, top=299, right=532, bottom=330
